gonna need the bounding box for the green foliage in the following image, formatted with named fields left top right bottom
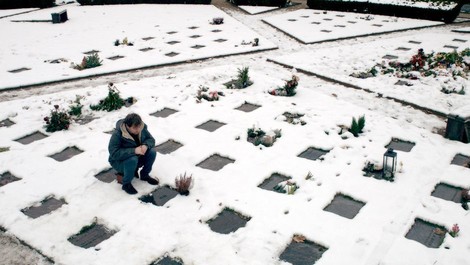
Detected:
left=0, top=147, right=9, bottom=153
left=247, top=127, right=265, bottom=138
left=90, top=84, right=125, bottom=112
left=44, top=105, right=71, bottom=132
left=72, top=53, right=102, bottom=70
left=349, top=115, right=365, bottom=137
left=237, top=67, right=251, bottom=88
left=68, top=95, right=84, bottom=117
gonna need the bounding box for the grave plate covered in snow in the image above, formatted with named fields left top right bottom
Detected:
left=279, top=236, right=328, bottom=265
left=14, top=131, right=48, bottom=145
left=151, top=108, right=178, bottom=118
left=151, top=256, right=184, bottom=265
left=155, top=139, right=183, bottom=155
left=298, top=147, right=329, bottom=161
left=385, top=138, right=415, bottom=152
left=140, top=186, right=178, bottom=206
left=48, top=146, right=83, bottom=162
left=196, top=120, right=226, bottom=132
left=431, top=183, right=465, bottom=203
left=0, top=118, right=14, bottom=127
left=0, top=171, right=21, bottom=187
left=405, top=218, right=446, bottom=248
left=451, top=153, right=470, bottom=168
left=95, top=168, right=118, bottom=183
left=68, top=223, right=116, bottom=249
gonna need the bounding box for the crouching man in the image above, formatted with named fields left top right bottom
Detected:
left=108, top=113, right=159, bottom=194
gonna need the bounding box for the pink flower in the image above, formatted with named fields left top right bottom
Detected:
left=452, top=224, right=460, bottom=233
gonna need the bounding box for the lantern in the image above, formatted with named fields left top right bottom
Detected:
left=383, top=148, right=397, bottom=180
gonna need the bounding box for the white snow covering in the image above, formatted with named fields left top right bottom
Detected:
left=238, top=5, right=279, bottom=14
left=453, top=26, right=470, bottom=33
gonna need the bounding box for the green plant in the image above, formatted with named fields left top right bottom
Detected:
left=72, top=53, right=102, bottom=70
left=68, top=95, right=84, bottom=117
left=237, top=67, right=251, bottom=88
left=349, top=115, right=365, bottom=137
left=90, top=83, right=125, bottom=112
left=0, top=147, right=9, bottom=153
left=44, top=105, right=71, bottom=132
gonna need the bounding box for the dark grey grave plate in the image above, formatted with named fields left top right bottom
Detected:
left=334, top=25, right=346, bottom=27
left=139, top=47, right=154, bottom=52
left=68, top=223, right=116, bottom=249
left=336, top=14, right=345, bottom=17
left=235, top=102, right=260, bottom=112
left=152, top=256, right=183, bottom=265
left=288, top=19, right=297, bottom=22
left=347, top=21, right=357, bottom=24
left=382, top=20, right=390, bottom=22
left=443, top=45, right=458, bottom=49
left=167, top=31, right=178, bottom=34
left=453, top=39, right=467, bottom=43
left=8, top=67, right=31, bottom=73
left=95, top=168, right=118, bottom=183
left=311, top=21, right=321, bottom=24
left=165, top=52, right=179, bottom=57
left=431, top=183, right=464, bottom=203
left=323, top=18, right=332, bottom=21
left=451, top=154, right=470, bottom=167
left=207, top=208, right=250, bottom=234
left=405, top=218, right=446, bottom=248
left=142, top=37, right=155, bottom=41
left=83, top=50, right=100, bottom=55
left=372, top=24, right=383, bottom=27
left=395, top=80, right=411, bottom=86
left=0, top=119, right=15, bottom=127
left=15, top=131, right=48, bottom=145
left=396, top=47, right=411, bottom=51
left=196, top=120, right=226, bottom=132
left=196, top=154, right=235, bottom=171
left=107, top=55, right=125, bottom=61
left=323, top=194, right=365, bottom=219
left=382, top=54, right=399, bottom=60
left=0, top=172, right=21, bottom=187
left=214, top=38, right=227, bottom=43
left=49, top=146, right=83, bottom=162
left=321, top=30, right=332, bottom=33
left=155, top=139, right=183, bottom=155
left=151, top=108, right=178, bottom=118
left=385, top=138, right=415, bottom=152
left=301, top=15, right=310, bottom=18
left=258, top=173, right=290, bottom=192
left=211, top=29, right=222, bottom=33
left=298, top=147, right=329, bottom=161
left=280, top=237, right=328, bottom=265
left=21, top=197, right=66, bottom=219
left=167, top=41, right=180, bottom=45
left=191, top=45, right=205, bottom=49
left=189, top=35, right=201, bottom=39
left=140, top=186, right=178, bottom=206
left=75, top=115, right=95, bottom=125
left=188, top=26, right=199, bottom=29
left=409, top=40, right=422, bottom=44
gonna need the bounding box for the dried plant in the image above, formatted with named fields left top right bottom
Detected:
left=175, top=172, right=193, bottom=195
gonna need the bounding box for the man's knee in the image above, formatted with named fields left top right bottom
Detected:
left=123, top=156, right=139, bottom=167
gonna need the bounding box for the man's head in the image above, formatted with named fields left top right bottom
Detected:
left=124, top=113, right=143, bottom=135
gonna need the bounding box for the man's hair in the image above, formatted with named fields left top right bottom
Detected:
left=124, top=113, right=143, bottom=127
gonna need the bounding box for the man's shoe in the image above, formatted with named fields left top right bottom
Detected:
left=140, top=175, right=159, bottom=185
left=122, top=183, right=138, bottom=194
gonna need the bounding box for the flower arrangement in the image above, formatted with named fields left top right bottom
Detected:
left=212, top=17, right=224, bottom=25
left=462, top=189, right=470, bottom=202
left=274, top=180, right=298, bottom=195
left=90, top=83, right=126, bottom=112
left=68, top=95, right=84, bottom=117
left=269, top=75, right=299, bottom=96
left=449, top=223, right=460, bottom=237
left=72, top=53, right=102, bottom=70
left=44, top=105, right=71, bottom=132
left=225, top=67, right=253, bottom=89
left=247, top=125, right=281, bottom=147
left=114, top=37, right=134, bottom=46
left=241, top=38, right=259, bottom=47
left=175, top=172, right=193, bottom=196
left=196, top=86, right=224, bottom=102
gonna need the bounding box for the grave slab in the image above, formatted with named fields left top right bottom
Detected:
left=235, top=102, right=260, bottom=112
left=74, top=115, right=95, bottom=125
left=139, top=47, right=154, bottom=52
left=107, top=55, right=125, bottom=61
left=451, top=153, right=470, bottom=168
left=142, top=37, right=155, bottom=41
left=196, top=154, right=235, bottom=171
left=152, top=256, right=183, bottom=265
left=151, top=108, right=178, bottom=118
left=8, top=67, right=31, bottom=73
left=405, top=218, right=446, bottom=248
left=0, top=172, right=21, bottom=187
left=21, top=197, right=66, bottom=219
left=258, top=173, right=290, bottom=192
left=83, top=50, right=100, bottom=55
left=279, top=236, right=328, bottom=265
left=0, top=118, right=15, bottom=127
left=385, top=138, right=415, bottom=152
left=68, top=223, right=116, bottom=249
left=95, top=168, right=118, bottom=183
left=167, top=41, right=180, bottom=45
left=323, top=194, right=365, bottom=219
left=298, top=147, right=329, bottom=161
left=382, top=54, right=398, bottom=60
left=207, top=208, right=250, bottom=234
left=140, top=186, right=178, bottom=206
left=431, top=183, right=464, bottom=203
left=191, top=45, right=205, bottom=49
left=165, top=52, right=179, bottom=57
left=196, top=120, right=226, bottom=132
left=49, top=146, right=83, bottom=162
left=15, top=131, right=48, bottom=145
left=155, top=140, right=183, bottom=155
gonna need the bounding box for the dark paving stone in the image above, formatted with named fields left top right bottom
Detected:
left=107, top=55, right=125, bottom=61
left=196, top=120, right=226, bottom=132
left=151, top=256, right=184, bottom=265
left=214, top=38, right=227, bottom=43
left=453, top=38, right=467, bottom=43
left=196, top=154, right=235, bottom=171
left=382, top=54, right=399, bottom=60
left=155, top=139, right=183, bottom=155
left=167, top=31, right=178, bottom=35
left=165, top=52, right=179, bottom=57
left=8, top=67, right=31, bottom=73
left=395, top=80, right=411, bottom=86
left=49, top=146, right=83, bottom=162
left=167, top=41, right=180, bottom=45
left=258, top=173, right=290, bottom=192
left=443, top=45, right=458, bottom=49
left=142, top=37, right=155, bottom=41
left=150, top=108, right=178, bottom=118
left=336, top=14, right=345, bottom=17
left=235, top=102, right=260, bottom=112
left=191, top=45, right=205, bottom=49
left=385, top=138, right=415, bottom=152
left=451, top=153, right=470, bottom=167
left=68, top=223, right=116, bottom=249
left=189, top=35, right=201, bottom=39
left=83, top=50, right=100, bottom=55
left=74, top=115, right=95, bottom=125
left=95, top=168, right=118, bottom=183
left=396, top=47, right=411, bottom=51
left=280, top=237, right=328, bottom=265
left=0, top=172, right=21, bottom=187
left=405, top=218, right=446, bottom=248
left=301, top=15, right=310, bottom=18
left=323, top=194, right=365, bottom=219
left=298, top=147, right=329, bottom=161
left=321, top=30, right=332, bottom=33
left=431, top=183, right=464, bottom=203
left=409, top=40, right=422, bottom=44
left=140, top=186, right=178, bottom=206
left=211, top=29, right=222, bottom=33
left=21, top=197, right=66, bottom=219
left=372, top=24, right=383, bottom=27
left=15, top=131, right=48, bottom=145
left=188, top=26, right=199, bottom=29
left=139, top=47, right=154, bottom=52
left=207, top=208, right=251, bottom=234
left=0, top=119, right=15, bottom=127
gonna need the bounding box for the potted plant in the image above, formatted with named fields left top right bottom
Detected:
left=175, top=172, right=193, bottom=196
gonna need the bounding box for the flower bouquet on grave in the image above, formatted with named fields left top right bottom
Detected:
left=462, top=189, right=470, bottom=210
left=212, top=17, right=224, bottom=25
left=449, top=224, right=460, bottom=237
left=269, top=75, right=299, bottom=97
left=175, top=172, right=193, bottom=196
left=247, top=126, right=281, bottom=147
left=196, top=86, right=224, bottom=102
left=44, top=105, right=71, bottom=132
left=274, top=180, right=298, bottom=195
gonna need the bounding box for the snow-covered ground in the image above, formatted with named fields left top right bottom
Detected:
left=238, top=5, right=279, bottom=14
left=1, top=2, right=470, bottom=265
left=0, top=8, right=38, bottom=18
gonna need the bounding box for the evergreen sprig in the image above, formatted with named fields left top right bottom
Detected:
left=349, top=115, right=365, bottom=137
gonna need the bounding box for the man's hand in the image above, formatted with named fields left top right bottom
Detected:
left=135, top=145, right=148, bottom=156
left=140, top=145, right=148, bottom=154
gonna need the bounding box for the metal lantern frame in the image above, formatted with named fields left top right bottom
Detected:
left=383, top=148, right=397, bottom=179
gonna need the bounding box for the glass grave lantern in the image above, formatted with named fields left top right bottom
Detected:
left=383, top=148, right=397, bottom=180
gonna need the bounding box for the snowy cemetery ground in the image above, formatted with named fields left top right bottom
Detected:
left=1, top=62, right=470, bottom=265
left=0, top=4, right=276, bottom=90
left=0, top=8, right=39, bottom=19
left=237, top=2, right=301, bottom=15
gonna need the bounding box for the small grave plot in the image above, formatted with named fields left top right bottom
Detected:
left=405, top=218, right=446, bottom=248
left=150, top=108, right=178, bottom=118
left=139, top=47, right=154, bottom=52
left=167, top=41, right=180, bottom=45
left=142, top=37, right=155, bottom=41
left=451, top=154, right=470, bottom=168
left=320, top=30, right=332, bottom=33
left=196, top=154, right=235, bottom=171
left=213, top=38, right=227, bottom=43
left=372, top=24, right=383, bottom=27
left=382, top=54, right=399, bottom=60
left=279, top=235, right=328, bottom=265
left=74, top=115, right=95, bottom=125
left=83, top=50, right=100, bottom=55
left=68, top=222, right=116, bottom=249
left=452, top=39, right=467, bottom=43
left=409, top=40, right=422, bottom=44
left=385, top=138, right=415, bottom=152
left=431, top=183, right=465, bottom=203
left=211, top=29, right=222, bottom=33
left=165, top=52, right=179, bottom=57
left=235, top=102, right=260, bottom=112
left=21, top=197, right=66, bottom=219
left=107, top=55, right=125, bottom=61
left=8, top=67, right=31, bottom=73
left=15, top=131, right=48, bottom=145
left=188, top=26, right=199, bottom=29
left=196, top=120, right=226, bottom=132
left=155, top=139, right=183, bottom=155
left=0, top=118, right=15, bottom=127
left=0, top=172, right=21, bottom=187
left=443, top=45, right=458, bottom=49
left=298, top=147, right=329, bottom=161
left=258, top=173, right=291, bottom=193
left=139, top=186, right=178, bottom=207
left=95, top=168, right=118, bottom=183
left=49, top=146, right=83, bottom=162
left=207, top=208, right=251, bottom=234
left=167, top=31, right=178, bottom=35
left=151, top=256, right=184, bottom=265
left=396, top=47, right=411, bottom=51
left=189, top=35, right=202, bottom=39
left=191, top=45, right=205, bottom=49
left=323, top=194, right=365, bottom=219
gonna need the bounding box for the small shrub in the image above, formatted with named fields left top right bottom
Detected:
left=44, top=105, right=71, bottom=132
left=175, top=172, right=193, bottom=195
left=270, top=75, right=299, bottom=96
left=349, top=115, right=365, bottom=137
left=226, top=67, right=253, bottom=89
left=68, top=95, right=84, bottom=117
left=72, top=53, right=102, bottom=70
left=90, top=83, right=125, bottom=112
left=247, top=126, right=280, bottom=147
left=462, top=189, right=470, bottom=202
